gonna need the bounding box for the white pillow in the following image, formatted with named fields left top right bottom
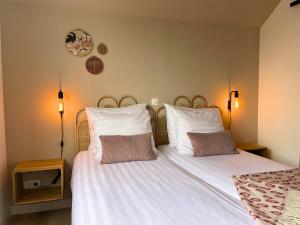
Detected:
left=86, top=106, right=156, bottom=161
left=164, top=104, right=178, bottom=147
left=165, top=104, right=214, bottom=147
left=174, top=108, right=224, bottom=154
left=86, top=104, right=146, bottom=154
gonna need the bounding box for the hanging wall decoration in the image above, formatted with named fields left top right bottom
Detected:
left=290, top=0, right=300, bottom=7
left=85, top=56, right=104, bottom=75
left=65, top=29, right=93, bottom=57
left=97, top=43, right=108, bottom=55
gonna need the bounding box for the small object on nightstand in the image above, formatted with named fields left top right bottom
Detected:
left=237, top=143, right=269, bottom=158
left=12, top=159, right=64, bottom=205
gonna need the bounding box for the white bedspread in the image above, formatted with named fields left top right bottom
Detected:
left=71, top=151, right=256, bottom=225
left=159, top=145, right=293, bottom=199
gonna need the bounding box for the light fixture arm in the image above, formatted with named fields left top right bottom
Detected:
left=60, top=113, right=64, bottom=159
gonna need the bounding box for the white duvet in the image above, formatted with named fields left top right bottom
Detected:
left=159, top=145, right=293, bottom=199
left=71, top=151, right=256, bottom=225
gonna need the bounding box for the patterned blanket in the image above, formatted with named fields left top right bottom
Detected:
left=233, top=169, right=300, bottom=225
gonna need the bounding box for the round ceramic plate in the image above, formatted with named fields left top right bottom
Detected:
left=86, top=56, right=104, bottom=75
left=65, top=29, right=93, bottom=57
left=97, top=43, right=108, bottom=55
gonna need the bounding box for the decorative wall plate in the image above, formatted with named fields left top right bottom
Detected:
left=85, top=56, right=104, bottom=75
left=97, top=43, right=108, bottom=55
left=65, top=29, right=93, bottom=57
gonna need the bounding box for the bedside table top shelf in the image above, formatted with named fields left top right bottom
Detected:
left=236, top=143, right=269, bottom=158
left=236, top=143, right=267, bottom=151
left=14, top=159, right=64, bottom=173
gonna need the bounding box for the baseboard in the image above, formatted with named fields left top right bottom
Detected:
left=10, top=199, right=71, bottom=215
left=0, top=215, right=10, bottom=225
left=0, top=206, right=10, bottom=225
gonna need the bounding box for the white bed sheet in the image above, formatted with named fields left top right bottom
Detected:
left=159, top=145, right=293, bottom=199
left=71, top=151, right=256, bottom=225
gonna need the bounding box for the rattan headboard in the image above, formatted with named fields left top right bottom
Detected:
left=75, top=95, right=156, bottom=152
left=156, top=95, right=222, bottom=146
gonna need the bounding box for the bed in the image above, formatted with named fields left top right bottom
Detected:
left=155, top=95, right=293, bottom=200
left=71, top=150, right=257, bottom=225
left=71, top=95, right=257, bottom=225
left=159, top=145, right=292, bottom=199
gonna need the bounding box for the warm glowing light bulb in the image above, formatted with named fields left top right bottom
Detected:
left=58, top=90, right=64, bottom=113
left=58, top=99, right=64, bottom=113
left=235, top=97, right=239, bottom=108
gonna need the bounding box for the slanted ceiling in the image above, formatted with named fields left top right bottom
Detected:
left=0, top=0, right=280, bottom=27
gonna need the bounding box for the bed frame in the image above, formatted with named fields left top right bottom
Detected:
left=75, top=95, right=220, bottom=152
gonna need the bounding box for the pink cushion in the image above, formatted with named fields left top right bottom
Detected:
left=187, top=130, right=238, bottom=157
left=99, top=133, right=157, bottom=164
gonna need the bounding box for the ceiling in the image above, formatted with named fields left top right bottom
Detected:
left=0, top=0, right=281, bottom=27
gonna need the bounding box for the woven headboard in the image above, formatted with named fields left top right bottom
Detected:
left=156, top=95, right=222, bottom=146
left=75, top=95, right=156, bottom=152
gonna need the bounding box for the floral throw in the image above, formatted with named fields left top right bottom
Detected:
left=233, top=169, right=300, bottom=225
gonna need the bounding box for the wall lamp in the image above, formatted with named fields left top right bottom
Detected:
left=52, top=88, right=64, bottom=185
left=228, top=90, right=239, bottom=112
left=58, top=89, right=64, bottom=158
left=58, top=90, right=64, bottom=116
left=227, top=90, right=239, bottom=129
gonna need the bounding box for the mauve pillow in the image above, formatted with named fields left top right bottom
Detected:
left=99, top=133, right=157, bottom=164
left=187, top=130, right=238, bottom=157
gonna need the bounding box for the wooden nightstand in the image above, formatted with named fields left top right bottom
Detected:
left=13, top=159, right=64, bottom=205
left=236, top=143, right=269, bottom=158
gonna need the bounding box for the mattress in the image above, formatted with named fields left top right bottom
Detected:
left=159, top=145, right=293, bottom=199
left=71, top=151, right=256, bottom=225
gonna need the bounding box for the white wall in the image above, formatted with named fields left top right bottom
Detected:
left=259, top=0, right=300, bottom=167
left=0, top=21, right=9, bottom=224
